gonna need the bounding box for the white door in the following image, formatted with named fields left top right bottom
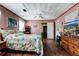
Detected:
left=47, top=23, right=54, bottom=39
left=19, top=19, right=25, bottom=31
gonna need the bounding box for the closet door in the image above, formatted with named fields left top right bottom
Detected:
left=47, top=23, right=54, bottom=39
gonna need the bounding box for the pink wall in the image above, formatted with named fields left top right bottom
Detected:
left=25, top=20, right=53, bottom=34
left=55, top=3, right=79, bottom=33
left=0, top=5, right=20, bottom=30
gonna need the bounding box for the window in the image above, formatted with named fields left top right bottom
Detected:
left=19, top=19, right=25, bottom=31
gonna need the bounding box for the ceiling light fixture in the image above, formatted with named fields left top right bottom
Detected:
left=22, top=3, right=31, bottom=17
left=23, top=9, right=27, bottom=12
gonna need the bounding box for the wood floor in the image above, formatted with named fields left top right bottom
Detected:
left=3, top=39, right=70, bottom=56
left=43, top=39, right=70, bottom=56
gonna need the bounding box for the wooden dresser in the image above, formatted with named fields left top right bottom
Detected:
left=61, top=35, right=79, bottom=56
left=24, top=26, right=31, bottom=34
left=0, top=32, right=6, bottom=56
left=0, top=41, right=6, bottom=56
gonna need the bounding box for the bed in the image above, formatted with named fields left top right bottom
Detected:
left=0, top=30, right=43, bottom=56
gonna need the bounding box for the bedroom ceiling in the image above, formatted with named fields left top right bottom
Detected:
left=1, top=3, right=75, bottom=20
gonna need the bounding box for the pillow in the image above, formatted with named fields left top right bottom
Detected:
left=1, top=30, right=10, bottom=38
left=0, top=30, right=15, bottom=39
left=0, top=29, right=23, bottom=39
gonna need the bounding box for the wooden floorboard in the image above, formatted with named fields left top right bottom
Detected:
left=43, top=39, right=70, bottom=56
left=3, top=39, right=70, bottom=56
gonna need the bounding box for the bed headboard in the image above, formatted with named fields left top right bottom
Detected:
left=0, top=32, right=4, bottom=41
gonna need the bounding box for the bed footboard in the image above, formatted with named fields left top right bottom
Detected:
left=0, top=32, right=3, bottom=41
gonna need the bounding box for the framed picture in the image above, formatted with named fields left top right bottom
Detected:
left=64, top=19, right=79, bottom=36
left=8, top=18, right=17, bottom=28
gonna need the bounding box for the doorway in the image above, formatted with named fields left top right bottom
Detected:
left=41, top=23, right=47, bottom=39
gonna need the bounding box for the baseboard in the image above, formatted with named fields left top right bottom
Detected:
left=47, top=38, right=53, bottom=40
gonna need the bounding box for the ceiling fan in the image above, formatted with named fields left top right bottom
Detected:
left=34, top=13, right=45, bottom=19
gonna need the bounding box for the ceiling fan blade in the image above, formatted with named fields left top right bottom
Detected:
left=34, top=16, right=37, bottom=18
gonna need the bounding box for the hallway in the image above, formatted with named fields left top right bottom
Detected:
left=43, top=39, right=70, bottom=56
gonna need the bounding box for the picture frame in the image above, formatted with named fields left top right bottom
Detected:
left=8, top=18, right=17, bottom=28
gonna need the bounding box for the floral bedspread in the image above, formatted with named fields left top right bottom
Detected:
left=5, top=33, right=43, bottom=55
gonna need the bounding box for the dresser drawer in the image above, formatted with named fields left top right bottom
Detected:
left=73, top=46, right=79, bottom=52
left=62, top=38, right=68, bottom=42
left=69, top=46, right=74, bottom=51
left=61, top=40, right=68, bottom=44
left=69, top=39, right=73, bottom=43
left=69, top=43, right=79, bottom=55
left=0, top=42, right=6, bottom=50
left=72, top=39, right=79, bottom=46
left=69, top=43, right=75, bottom=48
left=73, top=50, right=79, bottom=56
left=61, top=42, right=68, bottom=50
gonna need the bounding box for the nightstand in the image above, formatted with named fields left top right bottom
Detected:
left=0, top=41, right=6, bottom=56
